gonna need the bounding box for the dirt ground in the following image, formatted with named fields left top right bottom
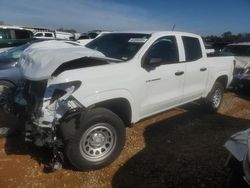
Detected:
left=0, top=91, right=250, bottom=188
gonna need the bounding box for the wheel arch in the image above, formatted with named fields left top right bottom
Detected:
left=91, top=98, right=132, bottom=127
left=215, top=75, right=228, bottom=88
left=0, top=79, right=17, bottom=87
left=203, top=73, right=229, bottom=98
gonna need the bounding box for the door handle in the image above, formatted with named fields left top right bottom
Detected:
left=200, top=67, right=207, bottom=72
left=175, top=71, right=184, bottom=76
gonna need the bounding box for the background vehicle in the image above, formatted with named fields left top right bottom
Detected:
left=205, top=43, right=215, bottom=55
left=78, top=33, right=90, bottom=40
left=55, top=31, right=74, bottom=40
left=77, top=31, right=110, bottom=45
left=34, top=31, right=74, bottom=40
left=0, top=40, right=83, bottom=106
left=34, top=31, right=55, bottom=39
left=222, top=43, right=250, bottom=89
left=222, top=43, right=250, bottom=70
left=10, top=31, right=235, bottom=171
left=0, top=26, right=33, bottom=53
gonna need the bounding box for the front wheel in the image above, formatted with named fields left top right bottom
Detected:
left=65, top=108, right=126, bottom=171
left=203, top=82, right=224, bottom=113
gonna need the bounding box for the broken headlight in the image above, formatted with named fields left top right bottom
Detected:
left=44, top=81, right=81, bottom=104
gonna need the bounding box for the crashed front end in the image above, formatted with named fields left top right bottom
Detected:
left=12, top=40, right=106, bottom=148
left=15, top=79, right=83, bottom=148
left=233, top=67, right=250, bottom=89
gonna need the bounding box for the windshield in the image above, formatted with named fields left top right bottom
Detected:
left=0, top=43, right=30, bottom=60
left=222, top=45, right=250, bottom=56
left=86, top=33, right=151, bottom=61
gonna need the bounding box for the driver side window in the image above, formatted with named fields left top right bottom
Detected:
left=147, top=36, right=179, bottom=65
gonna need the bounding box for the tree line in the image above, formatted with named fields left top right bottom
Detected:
left=204, top=32, right=250, bottom=44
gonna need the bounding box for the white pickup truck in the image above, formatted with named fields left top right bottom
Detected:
left=12, top=31, right=235, bottom=170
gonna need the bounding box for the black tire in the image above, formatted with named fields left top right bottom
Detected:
left=0, top=80, right=15, bottom=106
left=65, top=108, right=126, bottom=171
left=203, top=82, right=224, bottom=113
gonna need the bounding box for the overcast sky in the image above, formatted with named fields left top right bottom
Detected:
left=0, top=0, right=250, bottom=35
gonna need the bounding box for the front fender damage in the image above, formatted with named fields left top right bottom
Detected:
left=13, top=79, right=85, bottom=171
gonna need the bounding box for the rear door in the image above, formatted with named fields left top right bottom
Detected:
left=182, top=36, right=208, bottom=102
left=140, top=36, right=185, bottom=116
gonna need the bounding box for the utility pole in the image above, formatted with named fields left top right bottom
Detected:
left=172, top=24, right=176, bottom=31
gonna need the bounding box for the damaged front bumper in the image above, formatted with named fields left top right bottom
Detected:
left=14, top=79, right=83, bottom=147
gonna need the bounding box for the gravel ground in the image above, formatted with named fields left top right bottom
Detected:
left=0, top=91, right=249, bottom=188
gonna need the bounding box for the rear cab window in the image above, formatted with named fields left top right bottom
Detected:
left=182, top=36, right=202, bottom=61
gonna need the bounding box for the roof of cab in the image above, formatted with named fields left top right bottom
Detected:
left=112, top=30, right=200, bottom=37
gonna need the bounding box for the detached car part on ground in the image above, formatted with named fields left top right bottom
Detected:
left=4, top=32, right=235, bottom=171
left=225, top=129, right=250, bottom=187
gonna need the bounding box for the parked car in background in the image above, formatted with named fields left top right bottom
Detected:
left=78, top=33, right=90, bottom=40
left=222, top=43, right=250, bottom=89
left=34, top=31, right=74, bottom=40
left=78, top=31, right=110, bottom=45
left=6, top=31, right=235, bottom=171
left=55, top=31, right=74, bottom=40
left=0, top=43, right=29, bottom=105
left=0, top=40, right=83, bottom=106
left=0, top=26, right=33, bottom=53
left=222, top=43, right=250, bottom=70
left=34, top=31, right=55, bottom=39
left=205, top=43, right=215, bottom=55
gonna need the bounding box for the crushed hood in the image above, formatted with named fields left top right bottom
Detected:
left=19, top=40, right=106, bottom=80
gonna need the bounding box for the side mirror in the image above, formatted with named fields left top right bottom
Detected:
left=144, top=57, right=162, bottom=67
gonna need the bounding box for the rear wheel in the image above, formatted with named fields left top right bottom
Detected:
left=203, top=82, right=224, bottom=113
left=65, top=108, right=125, bottom=170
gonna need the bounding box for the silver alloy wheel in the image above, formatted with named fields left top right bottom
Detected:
left=212, top=88, right=222, bottom=108
left=79, top=123, right=117, bottom=162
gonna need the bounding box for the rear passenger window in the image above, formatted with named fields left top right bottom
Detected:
left=182, top=36, right=202, bottom=61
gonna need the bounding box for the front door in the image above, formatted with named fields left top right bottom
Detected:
left=140, top=36, right=185, bottom=116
